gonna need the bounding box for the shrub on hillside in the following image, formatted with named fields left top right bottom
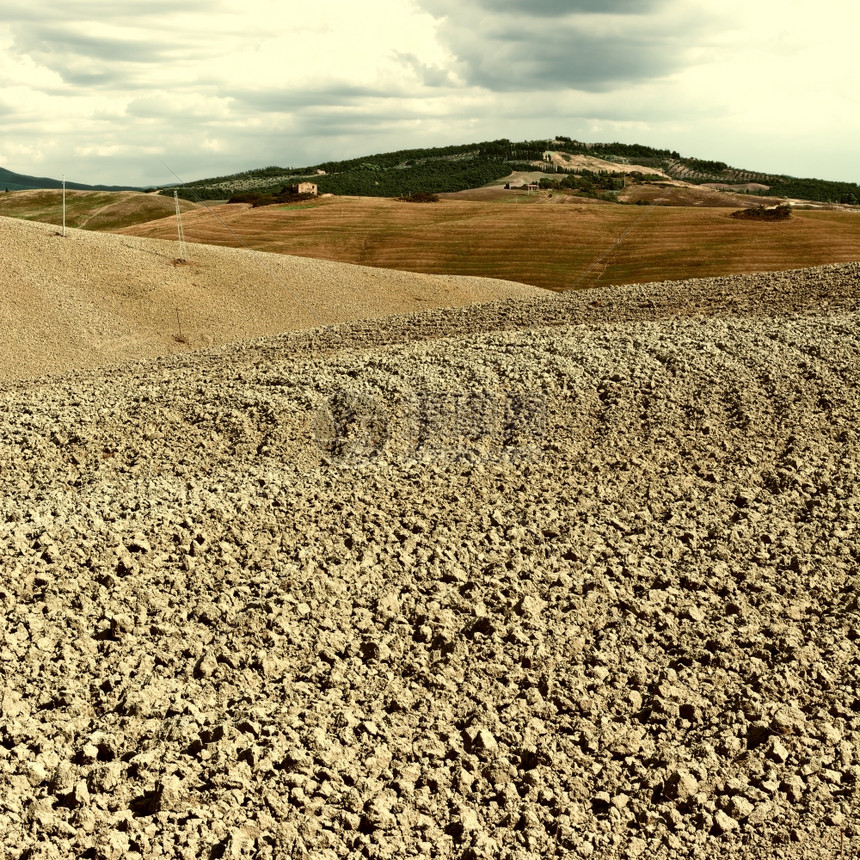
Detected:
left=397, top=192, right=439, bottom=203
left=228, top=191, right=316, bottom=207
left=730, top=204, right=792, bottom=221
left=537, top=170, right=630, bottom=199
left=228, top=192, right=263, bottom=204
left=685, top=158, right=729, bottom=173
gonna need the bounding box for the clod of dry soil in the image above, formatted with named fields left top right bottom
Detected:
left=0, top=261, right=858, bottom=860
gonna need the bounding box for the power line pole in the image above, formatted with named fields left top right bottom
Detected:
left=173, top=190, right=187, bottom=262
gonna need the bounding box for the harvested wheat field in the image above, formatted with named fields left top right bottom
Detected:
left=0, top=259, right=858, bottom=859
left=115, top=195, right=860, bottom=293
left=0, top=216, right=541, bottom=381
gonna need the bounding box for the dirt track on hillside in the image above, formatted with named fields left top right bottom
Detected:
left=0, top=262, right=858, bottom=859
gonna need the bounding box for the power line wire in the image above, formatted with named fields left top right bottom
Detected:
left=158, top=160, right=329, bottom=329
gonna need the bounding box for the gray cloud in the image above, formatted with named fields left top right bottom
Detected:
left=1, top=2, right=234, bottom=89
left=297, top=108, right=432, bottom=131
left=0, top=0, right=217, bottom=23
left=417, top=0, right=698, bottom=92
left=15, top=24, right=161, bottom=64
left=1, top=0, right=852, bottom=191
left=422, top=0, right=658, bottom=16
left=394, top=53, right=457, bottom=87
left=125, top=96, right=211, bottom=119
left=223, top=85, right=401, bottom=116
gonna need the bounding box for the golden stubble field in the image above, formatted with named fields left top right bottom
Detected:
left=3, top=188, right=859, bottom=292
left=115, top=193, right=860, bottom=291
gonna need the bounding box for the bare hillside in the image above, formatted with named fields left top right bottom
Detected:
left=0, top=262, right=858, bottom=859
left=0, top=216, right=542, bottom=381
left=543, top=152, right=671, bottom=178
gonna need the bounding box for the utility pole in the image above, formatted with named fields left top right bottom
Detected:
left=173, top=190, right=187, bottom=262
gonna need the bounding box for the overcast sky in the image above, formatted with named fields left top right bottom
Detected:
left=1, top=0, right=857, bottom=187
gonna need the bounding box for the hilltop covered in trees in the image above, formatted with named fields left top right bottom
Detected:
left=164, top=138, right=860, bottom=205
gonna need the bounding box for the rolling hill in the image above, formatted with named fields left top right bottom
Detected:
left=0, top=257, right=857, bottom=858
left=165, top=137, right=860, bottom=205
left=0, top=214, right=541, bottom=381
left=0, top=189, right=197, bottom=231
left=3, top=136, right=858, bottom=295
left=1, top=138, right=857, bottom=860
left=0, top=165, right=142, bottom=192
left=115, top=194, right=860, bottom=292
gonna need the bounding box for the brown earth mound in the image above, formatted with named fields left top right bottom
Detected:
left=0, top=262, right=858, bottom=859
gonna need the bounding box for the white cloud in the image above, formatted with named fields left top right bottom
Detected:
left=0, top=0, right=857, bottom=186
left=73, top=143, right=162, bottom=158
left=0, top=141, right=49, bottom=166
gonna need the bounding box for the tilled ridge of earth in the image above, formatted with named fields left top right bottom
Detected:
left=0, top=263, right=858, bottom=860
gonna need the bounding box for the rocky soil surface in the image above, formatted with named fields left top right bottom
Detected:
left=0, top=263, right=858, bottom=859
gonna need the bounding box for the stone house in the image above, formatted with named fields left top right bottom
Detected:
left=289, top=182, right=318, bottom=195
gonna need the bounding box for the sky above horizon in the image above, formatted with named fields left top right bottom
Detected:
left=0, top=0, right=857, bottom=188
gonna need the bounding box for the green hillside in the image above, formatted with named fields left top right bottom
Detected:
left=165, top=137, right=860, bottom=206
left=0, top=166, right=141, bottom=193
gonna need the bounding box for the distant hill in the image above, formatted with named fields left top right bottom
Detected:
left=0, top=166, right=141, bottom=193
left=166, top=138, right=860, bottom=206
left=0, top=189, right=195, bottom=231
left=0, top=213, right=541, bottom=381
